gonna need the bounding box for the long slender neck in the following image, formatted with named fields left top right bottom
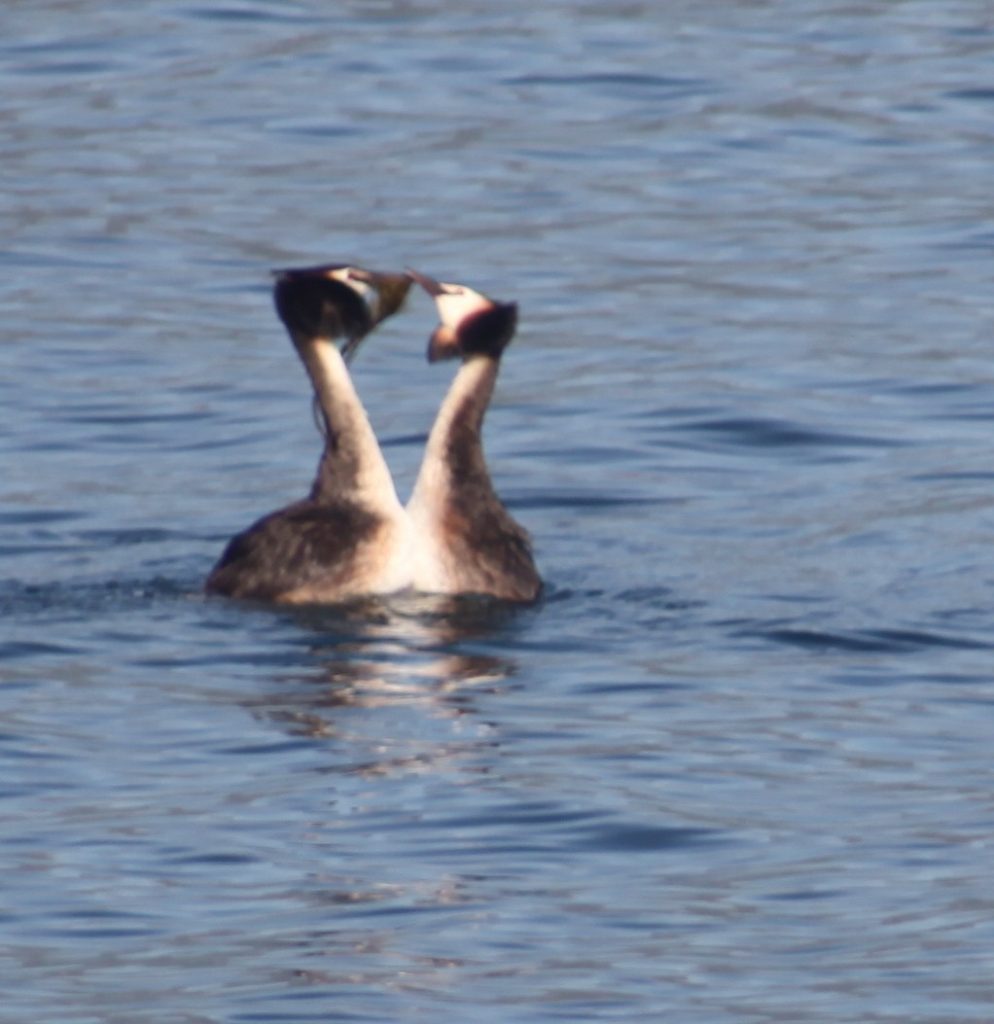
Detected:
left=411, top=354, right=500, bottom=505
left=297, top=338, right=400, bottom=510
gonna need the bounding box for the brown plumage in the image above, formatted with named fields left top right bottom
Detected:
left=405, top=270, right=541, bottom=603
left=205, top=265, right=412, bottom=603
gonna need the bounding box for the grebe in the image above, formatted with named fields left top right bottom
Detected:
left=405, top=269, right=542, bottom=603
left=205, top=264, right=413, bottom=603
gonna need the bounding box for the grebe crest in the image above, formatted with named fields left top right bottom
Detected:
left=273, top=263, right=411, bottom=364
left=205, top=263, right=412, bottom=604
left=206, top=263, right=539, bottom=605
left=404, top=268, right=541, bottom=604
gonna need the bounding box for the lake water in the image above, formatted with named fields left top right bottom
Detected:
left=3, top=1, right=994, bottom=1020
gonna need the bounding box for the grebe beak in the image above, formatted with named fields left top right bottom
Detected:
left=405, top=267, right=447, bottom=297
left=405, top=269, right=509, bottom=363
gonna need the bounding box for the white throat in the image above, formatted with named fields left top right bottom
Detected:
left=311, top=339, right=401, bottom=512
left=433, top=285, right=492, bottom=329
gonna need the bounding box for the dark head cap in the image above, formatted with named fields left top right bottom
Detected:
left=272, top=264, right=412, bottom=362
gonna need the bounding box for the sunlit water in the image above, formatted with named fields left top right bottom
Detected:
left=3, top=2, right=994, bottom=1021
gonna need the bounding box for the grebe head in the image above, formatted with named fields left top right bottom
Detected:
left=273, top=264, right=412, bottom=363
left=406, top=269, right=517, bottom=364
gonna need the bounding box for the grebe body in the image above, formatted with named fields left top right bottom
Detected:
left=205, top=265, right=413, bottom=603
left=405, top=270, right=541, bottom=603
left=205, top=264, right=540, bottom=605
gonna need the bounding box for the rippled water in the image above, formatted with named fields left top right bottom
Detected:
left=4, top=1, right=994, bottom=1020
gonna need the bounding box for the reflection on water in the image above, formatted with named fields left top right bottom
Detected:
left=5, top=0, right=994, bottom=1021
left=242, top=595, right=522, bottom=774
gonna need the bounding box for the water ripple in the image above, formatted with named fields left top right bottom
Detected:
left=735, top=624, right=992, bottom=656
left=671, top=415, right=903, bottom=454
left=4, top=2, right=994, bottom=1021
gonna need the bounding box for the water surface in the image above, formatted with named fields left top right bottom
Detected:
left=3, top=2, right=994, bottom=1021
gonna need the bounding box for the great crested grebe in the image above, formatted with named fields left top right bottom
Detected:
left=405, top=269, right=542, bottom=603
left=205, top=264, right=413, bottom=603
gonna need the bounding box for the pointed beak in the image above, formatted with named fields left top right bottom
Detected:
left=405, top=268, right=456, bottom=361
left=405, top=267, right=446, bottom=297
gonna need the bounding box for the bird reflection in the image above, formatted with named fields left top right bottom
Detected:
left=242, top=593, right=525, bottom=775
left=229, top=597, right=529, bottom=994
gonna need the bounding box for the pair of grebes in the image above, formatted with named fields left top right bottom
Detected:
left=206, top=265, right=541, bottom=605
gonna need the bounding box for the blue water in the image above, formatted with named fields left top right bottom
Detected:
left=4, top=2, right=994, bottom=1021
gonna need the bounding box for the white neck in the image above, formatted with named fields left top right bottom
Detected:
left=308, top=339, right=402, bottom=512
left=409, top=356, right=498, bottom=509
